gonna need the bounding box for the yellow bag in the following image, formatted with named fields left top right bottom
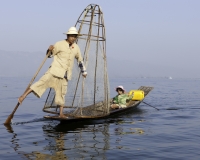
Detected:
left=129, top=90, right=144, bottom=101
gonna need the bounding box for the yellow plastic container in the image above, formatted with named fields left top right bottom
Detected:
left=129, top=90, right=144, bottom=100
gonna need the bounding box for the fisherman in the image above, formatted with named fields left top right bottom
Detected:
left=18, top=27, right=87, bottom=118
left=111, top=85, right=131, bottom=109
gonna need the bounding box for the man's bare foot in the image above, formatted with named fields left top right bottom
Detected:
left=18, top=95, right=25, bottom=104
left=59, top=114, right=68, bottom=118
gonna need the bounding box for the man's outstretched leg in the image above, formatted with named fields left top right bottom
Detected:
left=18, top=88, right=33, bottom=104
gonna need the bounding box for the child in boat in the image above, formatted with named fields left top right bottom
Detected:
left=111, top=85, right=131, bottom=109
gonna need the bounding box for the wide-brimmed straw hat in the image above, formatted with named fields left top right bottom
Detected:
left=115, top=85, right=125, bottom=92
left=63, top=27, right=78, bottom=35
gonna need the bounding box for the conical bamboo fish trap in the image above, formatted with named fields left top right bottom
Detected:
left=43, top=4, right=110, bottom=118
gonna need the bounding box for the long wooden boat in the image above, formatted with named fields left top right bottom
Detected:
left=44, top=86, right=153, bottom=122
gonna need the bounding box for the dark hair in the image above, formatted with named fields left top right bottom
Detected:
left=116, top=88, right=124, bottom=93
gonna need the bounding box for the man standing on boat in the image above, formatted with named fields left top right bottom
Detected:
left=18, top=27, right=87, bottom=118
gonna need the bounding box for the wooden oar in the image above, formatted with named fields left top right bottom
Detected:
left=4, top=51, right=51, bottom=125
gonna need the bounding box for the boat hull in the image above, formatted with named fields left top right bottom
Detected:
left=44, top=86, right=153, bottom=122
left=44, top=102, right=141, bottom=122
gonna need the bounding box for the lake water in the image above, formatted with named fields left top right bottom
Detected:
left=0, top=77, right=200, bottom=160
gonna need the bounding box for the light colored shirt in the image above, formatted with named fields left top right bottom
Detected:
left=113, top=94, right=131, bottom=106
left=49, top=40, right=83, bottom=80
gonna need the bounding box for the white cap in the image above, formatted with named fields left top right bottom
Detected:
left=115, top=85, right=125, bottom=92
left=64, top=27, right=78, bottom=35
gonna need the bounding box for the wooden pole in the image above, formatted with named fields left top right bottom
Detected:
left=142, top=101, right=159, bottom=110
left=4, top=51, right=51, bottom=125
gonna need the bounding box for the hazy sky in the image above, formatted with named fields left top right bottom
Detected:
left=0, top=0, right=200, bottom=78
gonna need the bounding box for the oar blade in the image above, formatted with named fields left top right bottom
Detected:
left=4, top=114, right=13, bottom=125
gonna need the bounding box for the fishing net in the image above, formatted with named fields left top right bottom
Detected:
left=43, top=4, right=110, bottom=118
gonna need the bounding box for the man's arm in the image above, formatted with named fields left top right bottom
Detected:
left=46, top=45, right=54, bottom=58
left=75, top=46, right=87, bottom=78
left=78, top=61, right=87, bottom=77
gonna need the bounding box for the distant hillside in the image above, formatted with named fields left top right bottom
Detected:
left=0, top=50, right=51, bottom=77
left=106, top=55, right=199, bottom=79
left=0, top=50, right=199, bottom=79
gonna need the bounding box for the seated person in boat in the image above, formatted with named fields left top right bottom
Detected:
left=111, top=85, right=131, bottom=109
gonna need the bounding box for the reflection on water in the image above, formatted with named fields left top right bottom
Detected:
left=41, top=122, right=110, bottom=159
left=6, top=121, right=109, bottom=159
left=4, top=108, right=145, bottom=159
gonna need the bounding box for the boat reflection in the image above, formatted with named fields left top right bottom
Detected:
left=40, top=121, right=110, bottom=159
left=5, top=120, right=110, bottom=159
left=5, top=107, right=144, bottom=159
